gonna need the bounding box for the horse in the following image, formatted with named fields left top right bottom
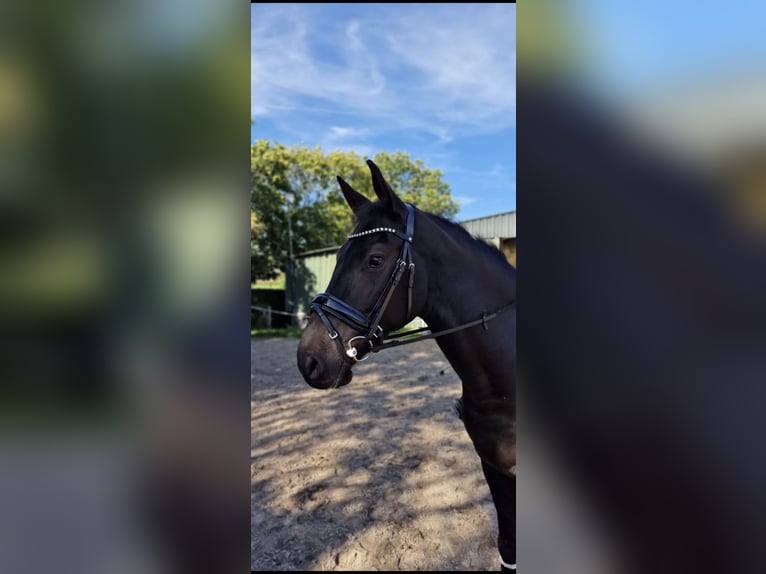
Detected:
left=297, top=159, right=516, bottom=571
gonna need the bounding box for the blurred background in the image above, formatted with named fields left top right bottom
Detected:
left=2, top=0, right=766, bottom=573
left=0, top=1, right=250, bottom=573
left=518, top=1, right=766, bottom=573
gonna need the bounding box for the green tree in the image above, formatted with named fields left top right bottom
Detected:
left=251, top=143, right=458, bottom=280
left=250, top=140, right=292, bottom=280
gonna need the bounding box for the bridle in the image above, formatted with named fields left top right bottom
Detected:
left=310, top=203, right=514, bottom=362
left=310, top=203, right=416, bottom=362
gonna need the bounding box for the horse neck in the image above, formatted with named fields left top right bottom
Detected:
left=412, top=213, right=515, bottom=386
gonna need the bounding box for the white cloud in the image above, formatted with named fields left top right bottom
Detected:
left=444, top=164, right=510, bottom=179
left=251, top=4, right=515, bottom=139
left=383, top=4, right=516, bottom=126
left=488, top=164, right=506, bottom=177
left=326, top=126, right=371, bottom=141
left=319, top=126, right=374, bottom=157
left=251, top=5, right=386, bottom=119
left=454, top=195, right=479, bottom=207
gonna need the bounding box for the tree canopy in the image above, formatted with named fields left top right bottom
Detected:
left=251, top=142, right=458, bottom=280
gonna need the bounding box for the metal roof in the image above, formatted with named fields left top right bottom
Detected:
left=459, top=211, right=516, bottom=239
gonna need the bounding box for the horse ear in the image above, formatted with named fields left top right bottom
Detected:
left=367, top=159, right=406, bottom=213
left=337, top=175, right=370, bottom=214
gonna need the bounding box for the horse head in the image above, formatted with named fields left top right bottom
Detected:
left=297, top=160, right=426, bottom=389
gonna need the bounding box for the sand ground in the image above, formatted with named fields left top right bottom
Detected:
left=251, top=337, right=500, bottom=571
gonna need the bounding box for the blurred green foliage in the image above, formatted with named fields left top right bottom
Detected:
left=0, top=3, right=252, bottom=573
left=250, top=327, right=303, bottom=339
left=0, top=1, right=249, bottom=394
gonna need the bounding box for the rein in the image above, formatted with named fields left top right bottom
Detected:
left=370, top=301, right=514, bottom=353
left=309, top=203, right=513, bottom=362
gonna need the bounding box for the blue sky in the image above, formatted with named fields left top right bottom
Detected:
left=250, top=3, right=516, bottom=222
left=571, top=1, right=766, bottom=99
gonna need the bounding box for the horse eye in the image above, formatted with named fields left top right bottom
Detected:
left=368, top=255, right=384, bottom=268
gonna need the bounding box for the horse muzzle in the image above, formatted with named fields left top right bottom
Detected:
left=297, top=322, right=356, bottom=389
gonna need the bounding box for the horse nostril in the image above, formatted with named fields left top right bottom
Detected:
left=304, top=354, right=322, bottom=380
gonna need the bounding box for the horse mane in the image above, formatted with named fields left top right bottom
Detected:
left=427, top=211, right=515, bottom=271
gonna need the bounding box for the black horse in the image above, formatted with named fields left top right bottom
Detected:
left=297, top=159, right=516, bottom=571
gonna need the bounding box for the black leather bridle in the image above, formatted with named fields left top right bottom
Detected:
left=310, top=203, right=417, bottom=362
left=310, top=202, right=514, bottom=363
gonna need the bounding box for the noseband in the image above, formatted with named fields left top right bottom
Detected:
left=310, top=203, right=416, bottom=362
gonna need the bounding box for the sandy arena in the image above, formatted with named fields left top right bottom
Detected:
left=251, top=336, right=500, bottom=571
